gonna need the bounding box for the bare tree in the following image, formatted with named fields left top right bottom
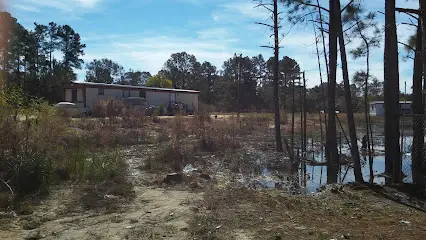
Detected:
left=335, top=0, right=363, bottom=183
left=281, top=0, right=364, bottom=183
left=348, top=9, right=382, bottom=183
left=254, top=0, right=284, bottom=152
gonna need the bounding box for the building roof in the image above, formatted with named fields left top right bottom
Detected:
left=370, top=101, right=412, bottom=104
left=64, top=81, right=200, bottom=94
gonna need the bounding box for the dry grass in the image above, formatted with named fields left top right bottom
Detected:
left=188, top=185, right=426, bottom=240
left=143, top=143, right=184, bottom=173
left=79, top=174, right=134, bottom=212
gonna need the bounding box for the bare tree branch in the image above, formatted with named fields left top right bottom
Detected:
left=254, top=2, right=274, bottom=13
left=395, top=7, right=420, bottom=15
left=399, top=11, right=419, bottom=20
left=343, top=20, right=362, bottom=33
left=398, top=41, right=415, bottom=52
left=309, top=19, right=329, bottom=26
left=0, top=178, right=13, bottom=195
left=341, top=0, right=355, bottom=13
left=255, top=22, right=274, bottom=28
left=297, top=0, right=330, bottom=13
left=260, top=45, right=274, bottom=49
left=401, top=22, right=418, bottom=28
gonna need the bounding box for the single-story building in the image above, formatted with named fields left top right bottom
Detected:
left=369, top=101, right=412, bottom=116
left=62, top=82, right=199, bottom=112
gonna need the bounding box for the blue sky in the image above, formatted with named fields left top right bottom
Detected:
left=4, top=0, right=419, bottom=90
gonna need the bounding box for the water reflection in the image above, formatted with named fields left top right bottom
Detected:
left=254, top=134, right=415, bottom=194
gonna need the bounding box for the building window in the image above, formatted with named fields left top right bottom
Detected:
left=98, top=88, right=104, bottom=95
left=71, top=89, right=77, bottom=102
left=139, top=90, right=146, bottom=98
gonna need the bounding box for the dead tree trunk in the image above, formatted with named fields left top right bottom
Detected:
left=336, top=0, right=363, bottom=183
left=273, top=0, right=283, bottom=152
left=313, top=17, right=326, bottom=160
left=317, top=0, right=329, bottom=125
left=362, top=35, right=374, bottom=184
left=412, top=19, right=425, bottom=185
left=384, top=0, right=401, bottom=183
left=327, top=0, right=339, bottom=184
left=292, top=77, right=295, bottom=149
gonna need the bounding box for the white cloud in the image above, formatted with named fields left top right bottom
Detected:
left=20, top=0, right=102, bottom=11
left=212, top=0, right=271, bottom=23
left=197, top=28, right=239, bottom=42
left=77, top=29, right=247, bottom=80
left=74, top=0, right=102, bottom=8
left=13, top=4, right=40, bottom=12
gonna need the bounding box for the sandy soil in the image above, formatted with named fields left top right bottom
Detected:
left=0, top=146, right=203, bottom=240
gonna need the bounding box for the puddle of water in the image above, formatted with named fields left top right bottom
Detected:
left=252, top=132, right=417, bottom=194
left=254, top=154, right=413, bottom=194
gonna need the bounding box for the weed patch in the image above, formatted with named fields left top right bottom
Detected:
left=143, top=144, right=184, bottom=173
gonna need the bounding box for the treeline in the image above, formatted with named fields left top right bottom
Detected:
left=0, top=12, right=85, bottom=103
left=87, top=51, right=384, bottom=113
left=1, top=11, right=385, bottom=112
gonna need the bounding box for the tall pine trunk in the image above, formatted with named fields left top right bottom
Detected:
left=422, top=0, right=426, bottom=119
left=273, top=0, right=283, bottom=152
left=412, top=19, right=425, bottom=185
left=384, top=0, right=401, bottom=183
left=336, top=0, right=363, bottom=183
left=327, top=0, right=339, bottom=183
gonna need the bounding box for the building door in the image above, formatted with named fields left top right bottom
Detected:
left=71, top=89, right=77, bottom=102
left=170, top=93, right=176, bottom=102
left=123, top=90, right=130, bottom=98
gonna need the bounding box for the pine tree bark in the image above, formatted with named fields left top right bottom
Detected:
left=327, top=0, right=339, bottom=183
left=336, top=0, right=363, bottom=183
left=412, top=19, right=425, bottom=185
left=273, top=0, right=283, bottom=152
left=384, top=0, right=401, bottom=183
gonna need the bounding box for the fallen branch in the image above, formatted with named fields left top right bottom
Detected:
left=1, top=178, right=14, bottom=196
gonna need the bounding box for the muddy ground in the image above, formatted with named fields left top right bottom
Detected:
left=1, top=115, right=425, bottom=239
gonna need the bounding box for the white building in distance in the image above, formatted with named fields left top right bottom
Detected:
left=369, top=101, right=412, bottom=116
left=62, top=82, right=199, bottom=112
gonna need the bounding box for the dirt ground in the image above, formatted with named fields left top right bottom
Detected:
left=0, top=146, right=204, bottom=240
left=0, top=115, right=425, bottom=240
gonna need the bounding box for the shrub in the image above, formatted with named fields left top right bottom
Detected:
left=157, top=128, right=171, bottom=143
left=122, top=110, right=146, bottom=128
left=92, top=100, right=108, bottom=118
left=171, top=113, right=186, bottom=144
left=64, top=141, right=123, bottom=182
left=0, top=87, right=68, bottom=197
left=197, top=116, right=241, bottom=152
left=144, top=144, right=183, bottom=172
left=155, top=104, right=165, bottom=116
left=107, top=99, right=125, bottom=117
